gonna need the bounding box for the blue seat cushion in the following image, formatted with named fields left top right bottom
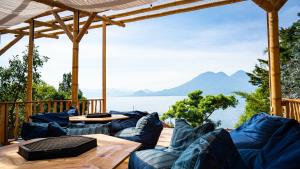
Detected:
left=172, top=129, right=248, bottom=169
left=230, top=113, right=290, bottom=149
left=115, top=112, right=163, bottom=150
left=109, top=110, right=148, bottom=134
left=66, top=123, right=111, bottom=135
left=253, top=119, right=300, bottom=169
left=129, top=148, right=180, bottom=169
left=166, top=119, right=215, bottom=155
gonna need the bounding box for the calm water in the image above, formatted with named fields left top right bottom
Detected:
left=106, top=96, right=245, bottom=129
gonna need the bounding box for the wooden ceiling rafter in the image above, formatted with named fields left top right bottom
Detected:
left=1, top=0, right=245, bottom=38
left=45, top=0, right=243, bottom=36
left=52, top=11, right=74, bottom=41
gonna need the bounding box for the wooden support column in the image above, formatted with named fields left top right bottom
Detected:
left=102, top=22, right=107, bottom=113
left=26, top=19, right=34, bottom=120
left=268, top=10, right=282, bottom=116
left=72, top=11, right=79, bottom=108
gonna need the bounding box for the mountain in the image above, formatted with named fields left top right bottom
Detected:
left=132, top=70, right=256, bottom=96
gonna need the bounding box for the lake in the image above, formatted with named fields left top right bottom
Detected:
left=106, top=96, right=245, bottom=129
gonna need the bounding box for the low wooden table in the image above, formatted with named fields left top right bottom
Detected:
left=0, top=134, right=141, bottom=169
left=69, top=114, right=129, bottom=122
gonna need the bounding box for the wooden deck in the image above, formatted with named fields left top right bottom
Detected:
left=116, top=127, right=173, bottom=169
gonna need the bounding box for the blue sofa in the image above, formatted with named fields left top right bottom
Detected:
left=21, top=110, right=154, bottom=144
left=129, top=113, right=300, bottom=169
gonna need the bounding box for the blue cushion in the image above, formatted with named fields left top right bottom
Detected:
left=166, top=119, right=215, bottom=154
left=253, top=119, right=300, bottom=169
left=48, top=122, right=67, bottom=137
left=21, top=122, right=48, bottom=140
left=172, top=129, right=248, bottom=169
left=67, top=123, right=111, bottom=135
left=129, top=149, right=180, bottom=169
left=230, top=113, right=289, bottom=149
left=110, top=110, right=148, bottom=134
left=115, top=112, right=163, bottom=150
left=66, top=107, right=78, bottom=116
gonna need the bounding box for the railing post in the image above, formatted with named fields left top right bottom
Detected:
left=0, top=103, right=8, bottom=145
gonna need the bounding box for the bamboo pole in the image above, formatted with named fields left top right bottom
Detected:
left=268, top=10, right=282, bottom=116
left=72, top=11, right=80, bottom=108
left=102, top=22, right=107, bottom=113
left=0, top=35, right=24, bottom=56
left=26, top=20, right=34, bottom=121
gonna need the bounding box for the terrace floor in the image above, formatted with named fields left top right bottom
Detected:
left=116, top=127, right=173, bottom=169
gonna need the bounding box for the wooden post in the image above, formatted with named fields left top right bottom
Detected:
left=268, top=10, right=282, bottom=116
left=102, top=22, right=107, bottom=113
left=0, top=104, right=8, bottom=145
left=72, top=11, right=79, bottom=108
left=26, top=19, right=34, bottom=120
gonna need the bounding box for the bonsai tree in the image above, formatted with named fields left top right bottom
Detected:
left=161, top=90, right=238, bottom=127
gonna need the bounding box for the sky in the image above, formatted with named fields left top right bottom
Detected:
left=0, top=0, right=300, bottom=92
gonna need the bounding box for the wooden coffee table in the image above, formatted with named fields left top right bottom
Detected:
left=0, top=134, right=141, bottom=169
left=69, top=114, right=129, bottom=122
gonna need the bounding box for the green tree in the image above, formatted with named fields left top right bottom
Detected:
left=235, top=12, right=300, bottom=127
left=58, top=72, right=84, bottom=99
left=161, top=90, right=238, bottom=127
left=0, top=47, right=48, bottom=136
left=0, top=47, right=48, bottom=102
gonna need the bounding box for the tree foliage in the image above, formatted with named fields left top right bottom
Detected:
left=0, top=47, right=48, bottom=102
left=235, top=12, right=300, bottom=127
left=58, top=72, right=84, bottom=100
left=161, top=90, right=238, bottom=127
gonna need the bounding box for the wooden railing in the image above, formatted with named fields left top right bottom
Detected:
left=0, top=99, right=104, bottom=145
left=282, top=98, right=300, bottom=123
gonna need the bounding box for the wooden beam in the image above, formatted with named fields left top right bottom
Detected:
left=29, top=20, right=62, bottom=30
left=52, top=11, right=73, bottom=41
left=273, top=0, right=287, bottom=11
left=26, top=20, right=34, bottom=121
left=0, top=29, right=58, bottom=39
left=34, top=33, right=59, bottom=39
left=97, top=15, right=125, bottom=27
left=110, top=0, right=203, bottom=19
left=76, top=12, right=97, bottom=43
left=102, top=22, right=107, bottom=113
left=268, top=10, right=282, bottom=116
left=0, top=35, right=24, bottom=56
left=72, top=11, right=80, bottom=107
left=252, top=0, right=273, bottom=12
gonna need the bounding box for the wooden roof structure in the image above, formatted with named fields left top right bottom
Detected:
left=0, top=0, right=288, bottom=119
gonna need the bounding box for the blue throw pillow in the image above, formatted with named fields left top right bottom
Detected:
left=47, top=122, right=67, bottom=137
left=230, top=113, right=290, bottom=149
left=172, top=129, right=249, bottom=169
left=115, top=112, right=163, bottom=150
left=129, top=148, right=180, bottom=169
left=66, top=107, right=78, bottom=116
left=109, top=110, right=148, bottom=134
left=166, top=119, right=215, bottom=154
left=21, top=122, right=49, bottom=140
